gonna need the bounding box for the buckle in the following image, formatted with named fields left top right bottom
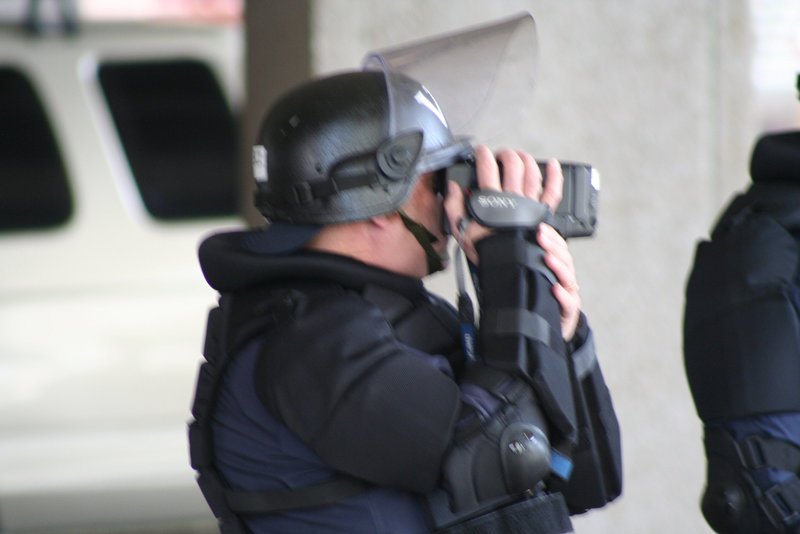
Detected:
left=293, top=182, right=313, bottom=205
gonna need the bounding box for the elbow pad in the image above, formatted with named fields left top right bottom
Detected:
left=443, top=366, right=554, bottom=511
left=427, top=365, right=570, bottom=530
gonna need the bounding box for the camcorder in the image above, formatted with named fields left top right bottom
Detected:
left=446, top=158, right=600, bottom=238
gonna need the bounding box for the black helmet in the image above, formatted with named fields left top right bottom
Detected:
left=253, top=70, right=470, bottom=224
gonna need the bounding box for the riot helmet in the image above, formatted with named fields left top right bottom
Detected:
left=253, top=12, right=538, bottom=227
left=253, top=70, right=470, bottom=225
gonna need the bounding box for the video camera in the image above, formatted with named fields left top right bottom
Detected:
left=446, top=157, right=600, bottom=238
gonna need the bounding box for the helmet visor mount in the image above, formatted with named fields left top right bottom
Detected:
left=358, top=13, right=539, bottom=272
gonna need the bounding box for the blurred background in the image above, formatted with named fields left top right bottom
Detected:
left=1, top=0, right=799, bottom=533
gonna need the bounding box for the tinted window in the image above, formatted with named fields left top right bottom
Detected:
left=98, top=60, right=238, bottom=220
left=0, top=67, right=72, bottom=231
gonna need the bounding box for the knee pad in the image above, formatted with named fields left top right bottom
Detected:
left=702, top=452, right=771, bottom=534
left=702, top=426, right=800, bottom=534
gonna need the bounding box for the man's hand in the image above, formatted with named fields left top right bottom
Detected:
left=444, top=144, right=581, bottom=341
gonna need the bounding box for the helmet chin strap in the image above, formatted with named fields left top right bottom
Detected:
left=398, top=209, right=447, bottom=274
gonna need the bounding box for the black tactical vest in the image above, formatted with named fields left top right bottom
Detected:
left=685, top=181, right=800, bottom=421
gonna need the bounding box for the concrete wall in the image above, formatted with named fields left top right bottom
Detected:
left=250, top=1, right=760, bottom=532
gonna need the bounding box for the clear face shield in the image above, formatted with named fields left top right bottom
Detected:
left=361, top=12, right=539, bottom=173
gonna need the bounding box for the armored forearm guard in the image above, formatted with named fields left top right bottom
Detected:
left=476, top=231, right=577, bottom=448
left=472, top=228, right=621, bottom=514
left=429, top=196, right=621, bottom=530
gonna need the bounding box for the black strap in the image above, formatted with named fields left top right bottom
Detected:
left=707, top=429, right=800, bottom=475
left=761, top=479, right=800, bottom=531
left=740, top=435, right=800, bottom=473
left=292, top=131, right=424, bottom=205
left=293, top=172, right=376, bottom=204
left=226, top=477, right=373, bottom=515
left=739, top=435, right=800, bottom=528
left=436, top=493, right=572, bottom=534
left=481, top=308, right=552, bottom=349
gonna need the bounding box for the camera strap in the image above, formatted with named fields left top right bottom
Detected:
left=454, top=221, right=479, bottom=363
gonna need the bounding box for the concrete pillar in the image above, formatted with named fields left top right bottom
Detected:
left=242, top=0, right=312, bottom=224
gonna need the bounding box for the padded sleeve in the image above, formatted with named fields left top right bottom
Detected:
left=561, top=326, right=623, bottom=512
left=253, top=287, right=461, bottom=493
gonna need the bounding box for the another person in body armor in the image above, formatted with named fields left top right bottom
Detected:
left=189, top=17, right=621, bottom=534
left=684, top=76, right=800, bottom=534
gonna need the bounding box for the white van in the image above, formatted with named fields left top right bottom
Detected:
left=0, top=19, right=242, bottom=533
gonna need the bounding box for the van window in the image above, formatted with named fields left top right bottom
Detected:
left=0, top=67, right=73, bottom=232
left=98, top=59, right=238, bottom=220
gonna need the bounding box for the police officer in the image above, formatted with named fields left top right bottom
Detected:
left=189, top=58, right=620, bottom=533
left=684, top=78, right=800, bottom=534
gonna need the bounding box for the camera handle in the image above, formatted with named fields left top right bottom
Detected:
left=467, top=191, right=555, bottom=229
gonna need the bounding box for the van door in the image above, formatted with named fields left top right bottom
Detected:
left=0, top=22, right=243, bottom=532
